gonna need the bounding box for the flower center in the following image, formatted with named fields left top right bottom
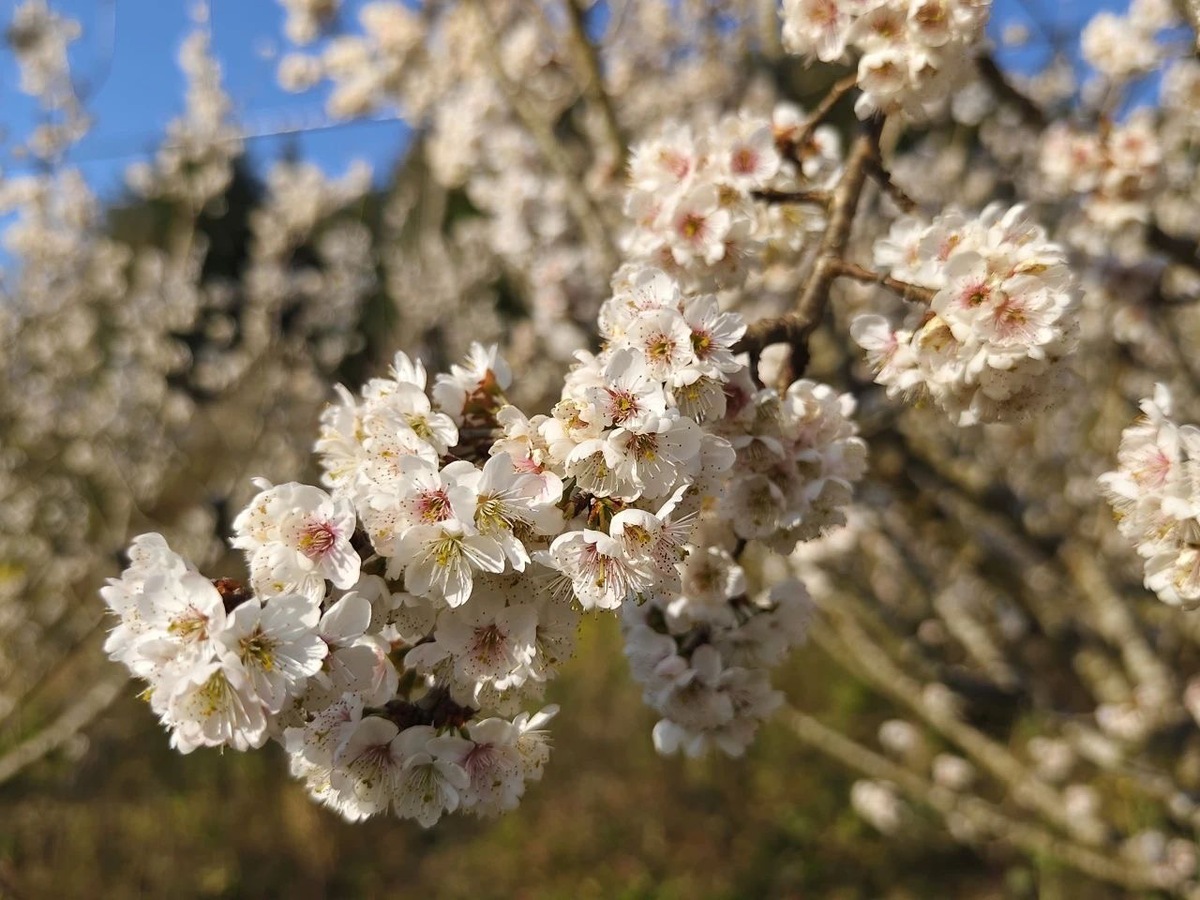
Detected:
left=607, top=388, right=641, bottom=424
left=731, top=147, right=758, bottom=175
left=240, top=627, right=277, bottom=672
left=417, top=489, right=453, bottom=524
left=299, top=520, right=338, bottom=559
left=679, top=213, right=707, bottom=241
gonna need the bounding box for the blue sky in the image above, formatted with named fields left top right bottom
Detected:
left=0, top=0, right=411, bottom=198
left=0, top=0, right=1143, bottom=204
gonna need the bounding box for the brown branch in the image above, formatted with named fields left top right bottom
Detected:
left=1059, top=539, right=1182, bottom=725
left=780, top=705, right=1180, bottom=895
left=561, top=0, right=627, bottom=166
left=867, top=158, right=918, bottom=213
left=786, top=72, right=859, bottom=162
left=735, top=118, right=883, bottom=390
left=0, top=675, right=123, bottom=786
left=829, top=259, right=936, bottom=304
left=1173, top=0, right=1200, bottom=54
left=811, top=610, right=1087, bottom=842
left=751, top=188, right=831, bottom=207
left=797, top=117, right=883, bottom=312
left=976, top=55, right=1046, bottom=128
left=733, top=314, right=814, bottom=390
left=1147, top=222, right=1200, bottom=273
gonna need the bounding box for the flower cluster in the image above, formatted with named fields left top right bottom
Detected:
left=284, top=692, right=558, bottom=824
left=1080, top=0, right=1178, bottom=82
left=8, top=0, right=87, bottom=157
left=781, top=0, right=991, bottom=119
left=717, top=378, right=868, bottom=550
left=101, top=265, right=866, bottom=825
left=101, top=532, right=330, bottom=753
left=852, top=203, right=1080, bottom=425
left=623, top=574, right=813, bottom=757
left=1039, top=113, right=1162, bottom=230
left=610, top=372, right=864, bottom=756
left=103, top=500, right=559, bottom=825
left=623, top=110, right=839, bottom=291
left=276, top=1, right=425, bottom=117
left=1099, top=385, right=1200, bottom=608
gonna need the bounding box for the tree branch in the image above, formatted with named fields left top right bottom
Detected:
left=0, top=675, right=123, bottom=786
left=976, top=55, right=1046, bottom=129
left=735, top=118, right=886, bottom=389
left=560, top=0, right=627, bottom=167
left=780, top=704, right=1180, bottom=895
left=828, top=259, right=936, bottom=304
left=785, top=72, right=859, bottom=162
left=751, top=188, right=831, bottom=207
left=1148, top=222, right=1200, bottom=273
left=810, top=611, right=1087, bottom=842
left=867, top=158, right=918, bottom=213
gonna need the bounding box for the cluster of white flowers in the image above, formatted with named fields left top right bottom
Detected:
left=1099, top=385, right=1200, bottom=608
left=851, top=203, right=1080, bottom=425
left=1080, top=0, right=1178, bottom=82
left=781, top=0, right=991, bottom=119
left=717, top=378, right=868, bottom=549
left=611, top=370, right=865, bottom=757
left=125, top=23, right=243, bottom=209
left=285, top=694, right=558, bottom=824
left=101, top=262, right=868, bottom=823
left=623, top=108, right=840, bottom=291
left=7, top=0, right=87, bottom=157
left=277, top=1, right=424, bottom=117
left=102, top=496, right=559, bottom=825
left=101, top=532, right=330, bottom=753
left=1039, top=113, right=1162, bottom=230
left=623, top=576, right=813, bottom=757
left=101, top=528, right=557, bottom=825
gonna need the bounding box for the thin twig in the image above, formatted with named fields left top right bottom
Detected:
left=561, top=0, right=627, bottom=167
left=779, top=705, right=1178, bottom=894
left=0, top=610, right=107, bottom=734
left=733, top=314, right=813, bottom=389
left=867, top=158, right=918, bottom=213
left=812, top=608, right=1083, bottom=840
left=795, top=117, right=883, bottom=319
left=1059, top=539, right=1182, bottom=724
left=0, top=675, right=124, bottom=786
left=789, top=72, right=859, bottom=160
left=828, top=259, right=936, bottom=304
left=734, top=118, right=882, bottom=389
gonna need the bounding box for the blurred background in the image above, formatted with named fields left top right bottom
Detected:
left=0, top=0, right=1189, bottom=897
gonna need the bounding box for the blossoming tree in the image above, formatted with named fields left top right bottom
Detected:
left=6, top=0, right=1200, bottom=892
